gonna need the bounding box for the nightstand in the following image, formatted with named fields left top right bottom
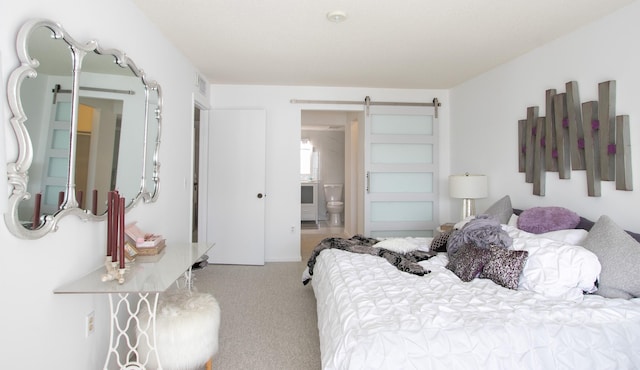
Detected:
left=439, top=223, right=456, bottom=233
left=435, top=222, right=456, bottom=237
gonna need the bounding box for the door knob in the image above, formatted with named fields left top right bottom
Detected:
left=257, top=193, right=264, bottom=198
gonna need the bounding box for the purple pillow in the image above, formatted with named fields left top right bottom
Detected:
left=517, top=206, right=580, bottom=234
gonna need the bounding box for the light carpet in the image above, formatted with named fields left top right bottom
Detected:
left=189, top=232, right=348, bottom=369
left=191, top=260, right=321, bottom=369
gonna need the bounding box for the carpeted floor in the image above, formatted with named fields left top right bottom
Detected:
left=188, top=229, right=348, bottom=369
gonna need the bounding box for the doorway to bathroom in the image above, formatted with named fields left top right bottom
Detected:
left=300, top=110, right=360, bottom=238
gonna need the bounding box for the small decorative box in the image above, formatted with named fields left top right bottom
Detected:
left=125, top=222, right=166, bottom=255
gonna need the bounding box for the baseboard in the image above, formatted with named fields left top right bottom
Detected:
left=265, top=255, right=302, bottom=263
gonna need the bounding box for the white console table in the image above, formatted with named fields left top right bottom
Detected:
left=54, top=242, right=214, bottom=370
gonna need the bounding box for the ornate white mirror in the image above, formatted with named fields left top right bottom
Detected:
left=5, top=19, right=162, bottom=239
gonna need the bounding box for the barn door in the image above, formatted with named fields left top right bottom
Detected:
left=364, top=106, right=438, bottom=237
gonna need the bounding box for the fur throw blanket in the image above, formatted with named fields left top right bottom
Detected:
left=302, top=235, right=435, bottom=285
left=447, top=215, right=513, bottom=258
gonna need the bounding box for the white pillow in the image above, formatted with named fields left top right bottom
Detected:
left=507, top=214, right=519, bottom=227
left=538, top=229, right=589, bottom=245
left=375, top=238, right=419, bottom=253
left=505, top=219, right=588, bottom=245
left=506, top=226, right=601, bottom=301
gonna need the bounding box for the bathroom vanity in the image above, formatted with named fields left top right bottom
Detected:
left=301, top=182, right=318, bottom=223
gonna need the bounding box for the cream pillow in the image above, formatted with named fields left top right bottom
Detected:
left=375, top=238, right=419, bottom=253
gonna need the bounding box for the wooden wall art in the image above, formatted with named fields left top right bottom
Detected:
left=518, top=80, right=632, bottom=196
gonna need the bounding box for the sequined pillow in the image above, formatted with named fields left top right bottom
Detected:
left=431, top=230, right=451, bottom=252
left=480, top=246, right=529, bottom=290
left=446, top=244, right=492, bottom=282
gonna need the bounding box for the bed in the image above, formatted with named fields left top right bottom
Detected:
left=305, top=196, right=640, bottom=369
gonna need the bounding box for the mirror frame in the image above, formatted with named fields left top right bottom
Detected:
left=4, top=19, right=162, bottom=239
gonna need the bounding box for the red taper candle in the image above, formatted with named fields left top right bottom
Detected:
left=111, top=192, right=118, bottom=262
left=119, top=196, right=125, bottom=269
left=107, top=191, right=113, bottom=258
left=32, top=193, right=42, bottom=229
left=77, top=190, right=83, bottom=209
left=92, top=189, right=98, bottom=215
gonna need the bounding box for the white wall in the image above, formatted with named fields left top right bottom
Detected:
left=211, top=85, right=451, bottom=261
left=450, top=1, right=640, bottom=231
left=0, top=1, right=205, bottom=368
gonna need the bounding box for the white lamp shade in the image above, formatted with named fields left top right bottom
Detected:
left=449, top=174, right=488, bottom=199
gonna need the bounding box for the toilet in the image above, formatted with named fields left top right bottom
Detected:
left=323, top=184, right=344, bottom=226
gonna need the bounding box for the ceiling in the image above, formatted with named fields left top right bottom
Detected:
left=131, top=0, right=634, bottom=89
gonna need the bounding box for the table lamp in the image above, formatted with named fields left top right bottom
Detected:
left=449, top=173, right=488, bottom=220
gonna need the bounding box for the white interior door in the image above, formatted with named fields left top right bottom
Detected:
left=207, top=109, right=266, bottom=265
left=364, top=106, right=438, bottom=237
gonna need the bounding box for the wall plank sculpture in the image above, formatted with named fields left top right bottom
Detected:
left=553, top=93, right=571, bottom=179
left=545, top=89, right=558, bottom=173
left=566, top=81, right=586, bottom=170
left=582, top=101, right=601, bottom=197
left=616, top=115, right=633, bottom=190
left=534, top=116, right=546, bottom=196
left=517, top=80, right=632, bottom=196
left=524, top=106, right=539, bottom=184
left=518, top=119, right=527, bottom=173
left=598, top=81, right=616, bottom=181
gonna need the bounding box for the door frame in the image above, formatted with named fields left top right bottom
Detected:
left=299, top=107, right=363, bottom=236
left=192, top=97, right=210, bottom=243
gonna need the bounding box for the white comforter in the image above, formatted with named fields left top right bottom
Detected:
left=311, top=248, right=640, bottom=370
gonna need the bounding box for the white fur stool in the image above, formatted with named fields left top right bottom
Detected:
left=137, top=290, right=221, bottom=370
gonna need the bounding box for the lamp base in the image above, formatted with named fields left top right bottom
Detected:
left=461, top=198, right=476, bottom=220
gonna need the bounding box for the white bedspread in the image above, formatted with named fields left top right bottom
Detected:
left=311, top=248, right=640, bottom=370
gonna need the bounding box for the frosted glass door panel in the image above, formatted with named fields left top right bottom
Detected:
left=371, top=143, right=433, bottom=164
left=54, top=101, right=71, bottom=121
left=371, top=114, right=433, bottom=135
left=51, top=129, right=70, bottom=150
left=370, top=172, right=433, bottom=193
left=47, top=157, right=68, bottom=178
left=371, top=201, right=433, bottom=222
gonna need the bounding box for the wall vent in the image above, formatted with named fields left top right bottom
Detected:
left=196, top=73, right=208, bottom=95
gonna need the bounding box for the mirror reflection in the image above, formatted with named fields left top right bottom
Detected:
left=5, top=19, right=161, bottom=239
left=143, top=87, right=161, bottom=202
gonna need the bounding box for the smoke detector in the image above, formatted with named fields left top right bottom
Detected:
left=326, top=11, right=348, bottom=23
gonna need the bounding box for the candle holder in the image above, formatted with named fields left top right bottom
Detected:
left=101, top=256, right=127, bottom=284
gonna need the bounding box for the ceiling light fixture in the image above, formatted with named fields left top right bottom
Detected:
left=326, top=11, right=347, bottom=23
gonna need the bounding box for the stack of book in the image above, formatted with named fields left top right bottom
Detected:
left=125, top=222, right=166, bottom=255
